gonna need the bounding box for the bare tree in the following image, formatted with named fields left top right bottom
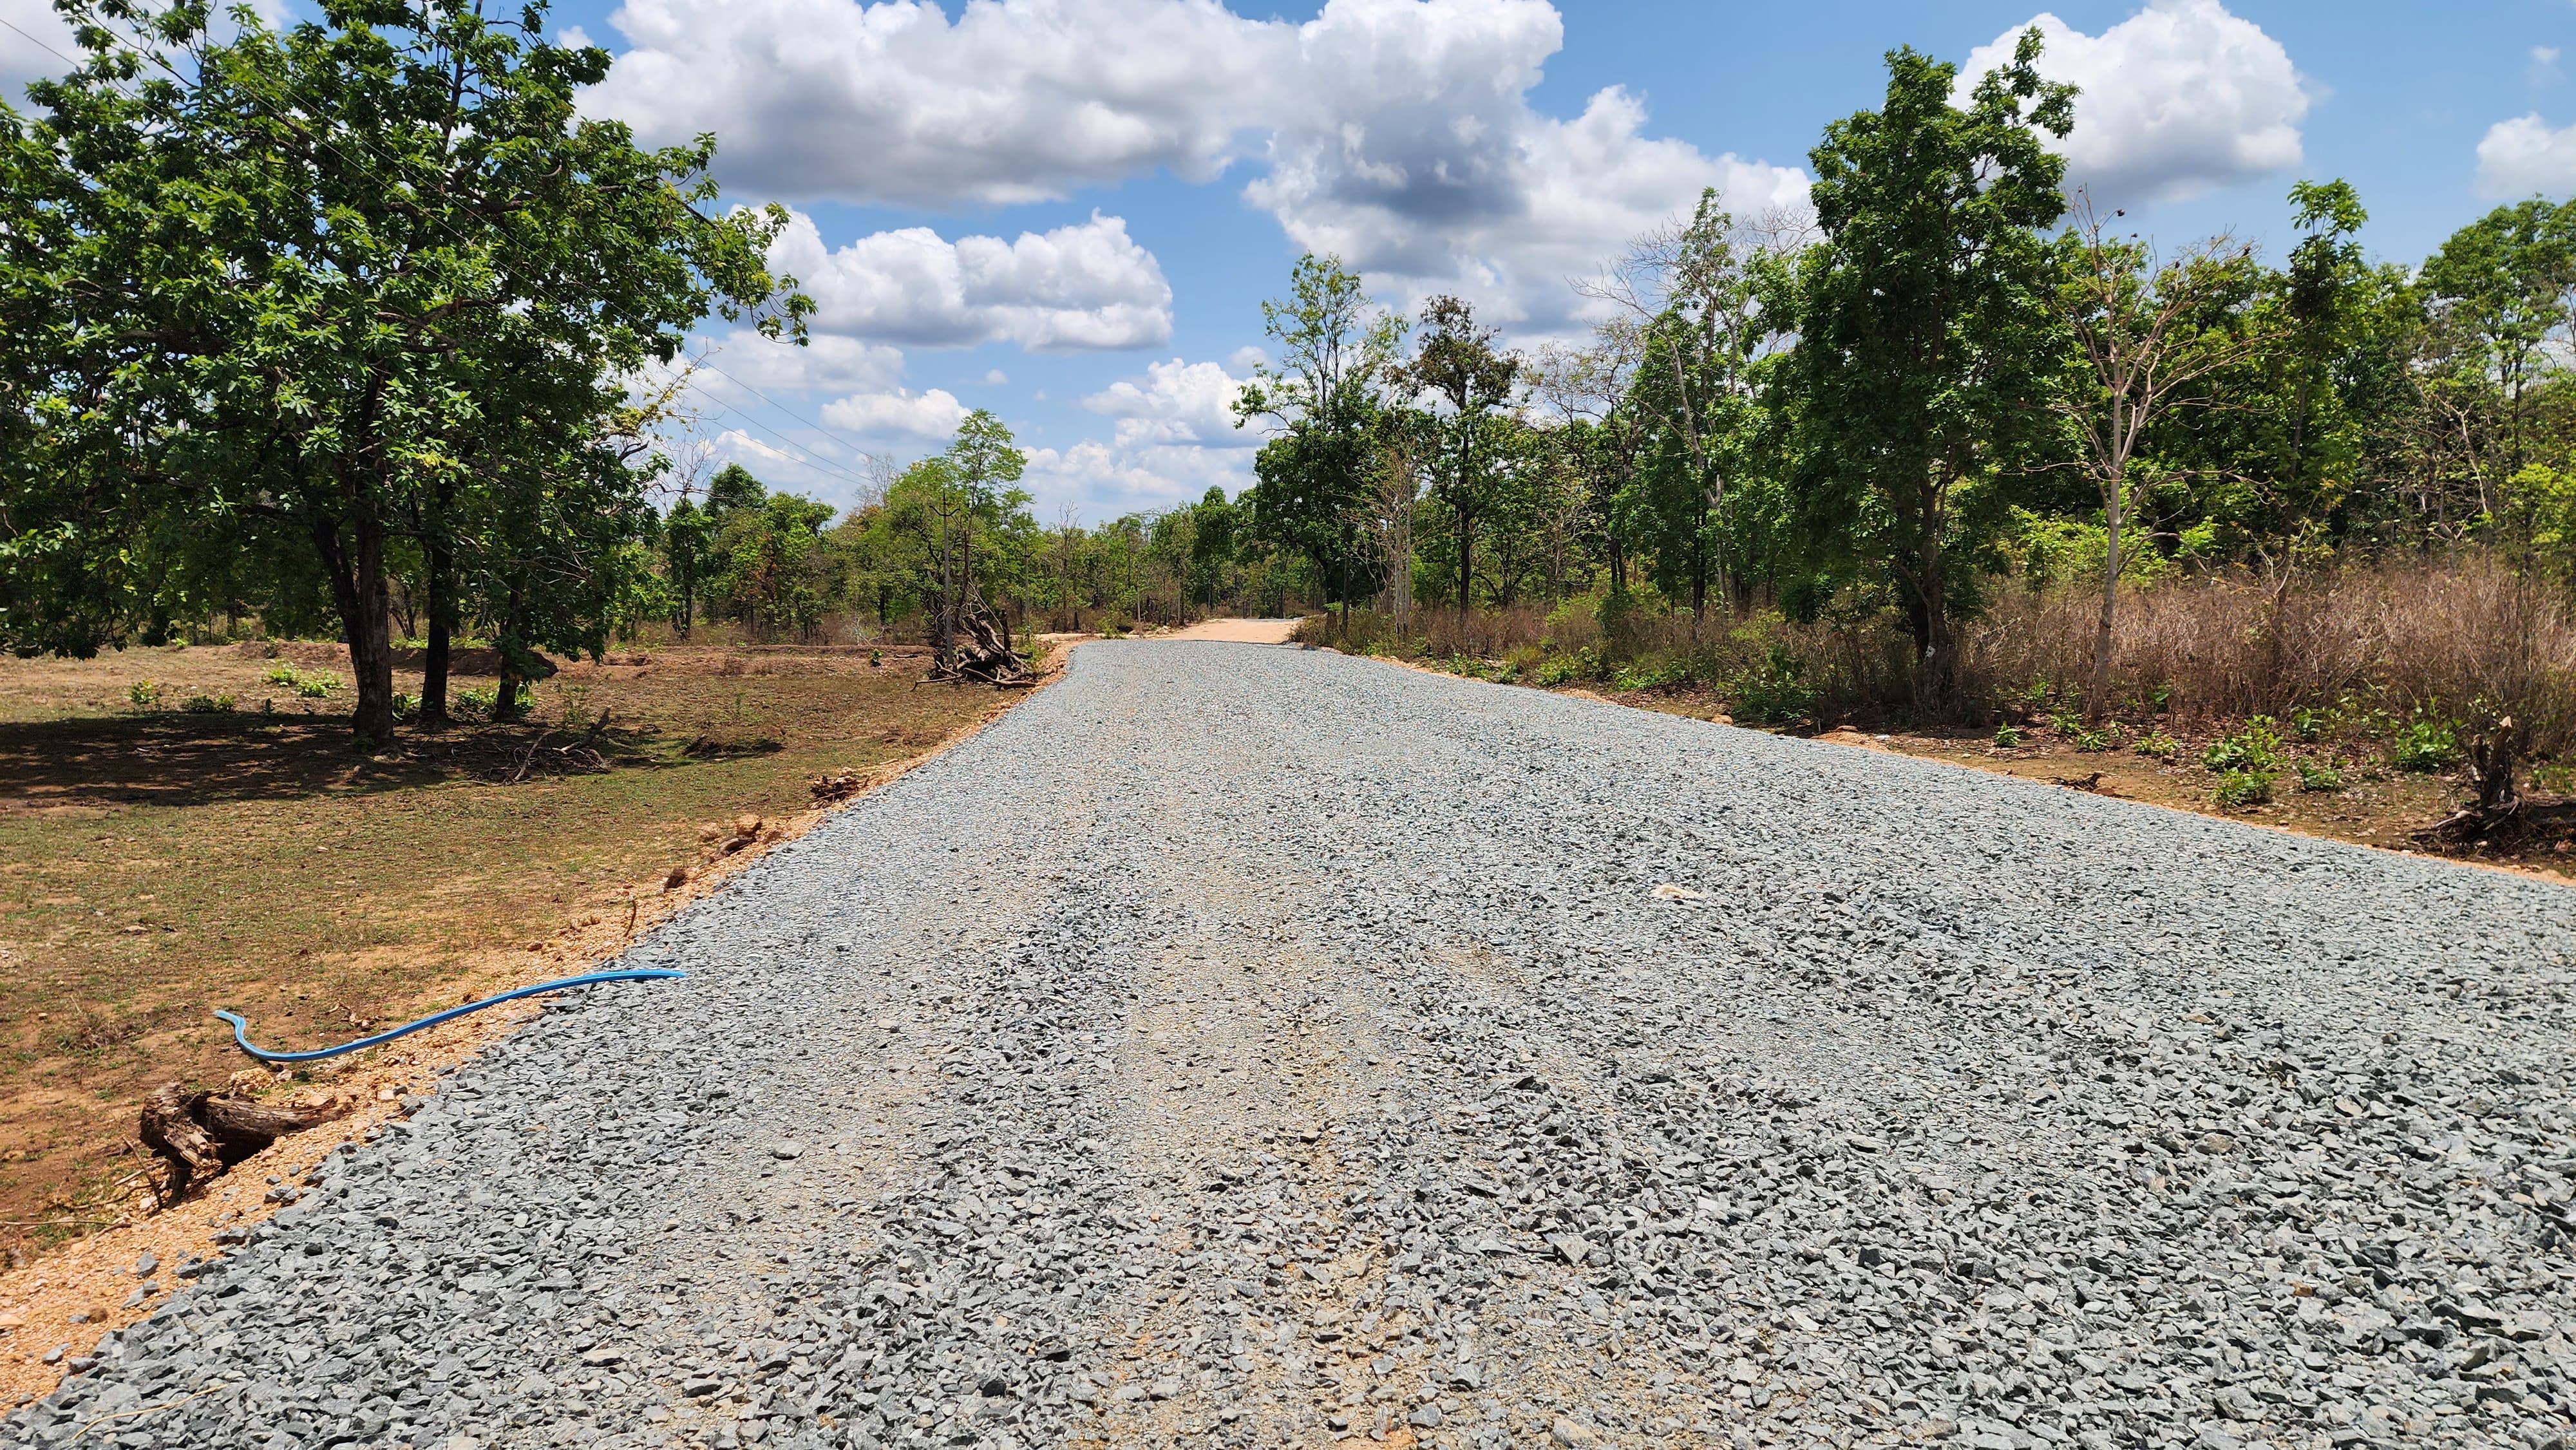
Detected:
left=2055, top=194, right=2266, bottom=718
left=1365, top=426, right=1425, bottom=634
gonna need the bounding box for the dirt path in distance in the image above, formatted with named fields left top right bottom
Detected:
left=1160, top=617, right=1301, bottom=644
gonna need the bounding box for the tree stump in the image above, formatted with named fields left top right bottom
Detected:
left=138, top=1082, right=346, bottom=1202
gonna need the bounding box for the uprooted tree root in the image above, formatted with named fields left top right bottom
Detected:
left=138, top=1083, right=347, bottom=1204
left=925, top=607, right=1034, bottom=688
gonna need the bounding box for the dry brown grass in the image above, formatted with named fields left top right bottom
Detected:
left=1968, top=554, right=2576, bottom=738
left=0, top=641, right=1014, bottom=1250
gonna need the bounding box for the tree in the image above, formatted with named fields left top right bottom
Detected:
left=2420, top=198, right=2573, bottom=486
left=0, top=0, right=803, bottom=740
left=1396, top=296, right=1520, bottom=610
left=662, top=499, right=714, bottom=638
left=1583, top=189, right=1792, bottom=621
left=2053, top=196, right=2265, bottom=717
left=1236, top=255, right=1404, bottom=629
left=1781, top=30, right=2074, bottom=706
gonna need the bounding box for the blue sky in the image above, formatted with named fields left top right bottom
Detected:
left=8, top=0, right=2575, bottom=522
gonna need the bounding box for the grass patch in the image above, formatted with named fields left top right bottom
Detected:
left=0, top=641, right=1010, bottom=1247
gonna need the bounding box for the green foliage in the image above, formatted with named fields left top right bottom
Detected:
left=1994, top=722, right=2025, bottom=748
left=2392, top=714, right=2462, bottom=772
left=2296, top=758, right=2345, bottom=793
left=1730, top=646, right=1816, bottom=726
left=0, top=0, right=803, bottom=737
left=127, top=680, right=162, bottom=710
left=2202, top=718, right=2284, bottom=773
left=456, top=683, right=535, bottom=720
left=2132, top=730, right=2181, bottom=760
left=265, top=664, right=343, bottom=699
left=1781, top=30, right=2074, bottom=702
left=2212, top=769, right=2277, bottom=809
left=181, top=692, right=234, bottom=713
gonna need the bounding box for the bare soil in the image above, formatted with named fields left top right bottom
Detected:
left=0, top=640, right=1023, bottom=1256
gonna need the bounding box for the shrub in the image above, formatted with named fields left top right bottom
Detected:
left=2132, top=730, right=2180, bottom=760
left=2071, top=721, right=2121, bottom=753
left=1994, top=722, right=2024, bottom=748
left=392, top=692, right=421, bottom=722
left=2202, top=717, right=2284, bottom=773
left=128, top=680, right=163, bottom=709
left=1731, top=646, right=1815, bottom=726
left=2391, top=714, right=2461, bottom=773
left=456, top=683, right=533, bottom=720
left=2288, top=706, right=2326, bottom=742
left=2212, top=769, right=2276, bottom=809
left=180, top=692, right=235, bottom=713
left=264, top=663, right=342, bottom=698
left=2296, top=758, right=2345, bottom=793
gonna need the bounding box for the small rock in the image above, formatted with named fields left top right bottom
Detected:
left=1552, top=1417, right=1599, bottom=1445
left=1408, top=1404, right=1443, bottom=1429
left=772, top=1142, right=804, bottom=1160
left=2197, top=1133, right=2235, bottom=1155
left=130, top=1252, right=156, bottom=1277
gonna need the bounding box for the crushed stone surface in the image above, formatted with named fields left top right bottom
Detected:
left=9, top=643, right=2576, bottom=1450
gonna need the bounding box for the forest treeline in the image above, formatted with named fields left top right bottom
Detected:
left=5, top=12, right=2575, bottom=824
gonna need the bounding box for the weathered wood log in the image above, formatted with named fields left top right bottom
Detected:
left=138, top=1082, right=348, bottom=1203
left=138, top=1084, right=224, bottom=1200
left=202, top=1093, right=343, bottom=1152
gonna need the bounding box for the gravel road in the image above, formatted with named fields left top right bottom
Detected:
left=12, top=643, right=2576, bottom=1450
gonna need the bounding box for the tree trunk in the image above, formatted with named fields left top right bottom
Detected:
left=1908, top=527, right=1956, bottom=713
left=421, top=496, right=454, bottom=726
left=314, top=507, right=397, bottom=743
left=2087, top=465, right=2123, bottom=721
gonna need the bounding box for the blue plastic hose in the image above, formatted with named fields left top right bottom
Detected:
left=213, top=968, right=687, bottom=1064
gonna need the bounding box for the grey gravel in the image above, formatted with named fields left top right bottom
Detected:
left=10, top=642, right=2576, bottom=1449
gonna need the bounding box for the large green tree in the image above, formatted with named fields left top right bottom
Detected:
left=1781, top=30, right=2074, bottom=704
left=1236, top=255, right=1403, bottom=626
left=1397, top=296, right=1520, bottom=610
left=0, top=0, right=803, bottom=739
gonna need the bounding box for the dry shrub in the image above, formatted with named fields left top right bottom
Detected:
left=1967, top=553, right=2576, bottom=744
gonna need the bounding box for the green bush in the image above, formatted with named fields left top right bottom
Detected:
left=1730, top=645, right=1815, bottom=726
left=2212, top=769, right=2276, bottom=809
left=392, top=692, right=421, bottom=722
left=455, top=683, right=533, bottom=719
left=2288, top=706, right=2326, bottom=742
left=2391, top=715, right=2461, bottom=773
left=263, top=663, right=342, bottom=698
left=180, top=692, right=235, bottom=713
left=2132, top=730, right=2180, bottom=760
left=2202, top=717, right=2284, bottom=773
left=2071, top=720, right=2121, bottom=753
left=1993, top=722, right=2024, bottom=748
left=127, top=680, right=163, bottom=709
left=2295, top=758, right=2345, bottom=793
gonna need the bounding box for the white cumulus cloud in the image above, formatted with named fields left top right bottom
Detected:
left=587, top=0, right=1281, bottom=206
left=2477, top=114, right=2576, bottom=199
left=1023, top=436, right=1251, bottom=520
left=821, top=387, right=971, bottom=438
left=772, top=209, right=1172, bottom=352
left=589, top=0, right=1806, bottom=339
left=1964, top=0, right=2309, bottom=205
left=1082, top=359, right=1265, bottom=449
left=694, top=329, right=907, bottom=399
